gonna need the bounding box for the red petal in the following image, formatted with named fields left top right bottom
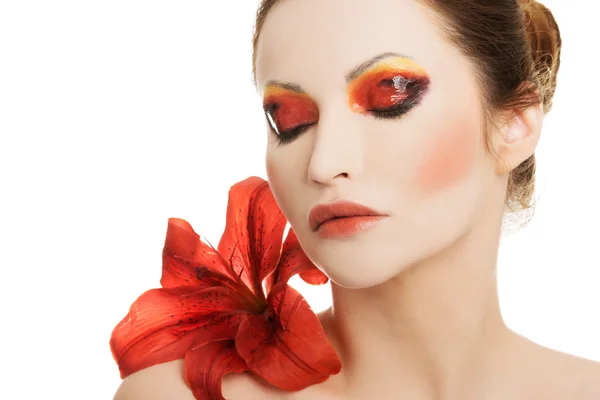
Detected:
left=110, top=286, right=248, bottom=378
left=185, top=340, right=248, bottom=400
left=235, top=283, right=341, bottom=391
left=217, top=177, right=287, bottom=300
left=298, top=268, right=329, bottom=285
left=162, top=218, right=237, bottom=288
left=266, top=227, right=328, bottom=293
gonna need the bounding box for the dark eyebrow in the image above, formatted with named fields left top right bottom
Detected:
left=263, top=52, right=414, bottom=92
left=263, top=80, right=306, bottom=94
left=345, top=52, right=414, bottom=83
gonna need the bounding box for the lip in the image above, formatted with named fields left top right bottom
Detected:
left=315, top=215, right=387, bottom=239
left=308, top=200, right=388, bottom=234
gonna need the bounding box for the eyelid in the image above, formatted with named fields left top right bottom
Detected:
left=349, top=56, right=429, bottom=83
left=261, top=57, right=431, bottom=145
left=262, top=86, right=319, bottom=145
left=347, top=60, right=431, bottom=115
left=262, top=87, right=316, bottom=109
left=262, top=84, right=307, bottom=106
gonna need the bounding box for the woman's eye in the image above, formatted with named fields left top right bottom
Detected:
left=369, top=77, right=430, bottom=119
left=349, top=74, right=431, bottom=120
left=263, top=100, right=319, bottom=146
left=264, top=107, right=312, bottom=144
left=267, top=119, right=313, bottom=145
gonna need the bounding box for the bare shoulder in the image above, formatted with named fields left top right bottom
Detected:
left=548, top=350, right=600, bottom=399
left=521, top=338, right=600, bottom=400
left=112, top=359, right=286, bottom=400
left=113, top=360, right=195, bottom=400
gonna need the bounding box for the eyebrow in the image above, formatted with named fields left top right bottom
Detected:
left=345, top=52, right=413, bottom=83
left=263, top=52, right=414, bottom=93
left=263, top=81, right=306, bottom=94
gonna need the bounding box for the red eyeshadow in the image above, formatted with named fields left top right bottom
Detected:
left=348, top=68, right=429, bottom=114
left=263, top=87, right=319, bottom=134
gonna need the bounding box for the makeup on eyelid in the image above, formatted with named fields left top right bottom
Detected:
left=347, top=56, right=431, bottom=114
left=263, top=85, right=319, bottom=136
left=261, top=56, right=429, bottom=143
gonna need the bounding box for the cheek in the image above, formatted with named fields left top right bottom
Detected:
left=265, top=153, right=294, bottom=218
left=265, top=154, right=276, bottom=184
left=265, top=155, right=283, bottom=202
left=415, top=119, right=479, bottom=193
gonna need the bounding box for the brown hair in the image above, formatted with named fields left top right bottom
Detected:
left=251, top=0, right=562, bottom=228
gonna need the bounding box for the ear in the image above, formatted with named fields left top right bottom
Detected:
left=493, top=102, right=544, bottom=175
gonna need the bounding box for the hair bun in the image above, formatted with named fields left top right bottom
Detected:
left=520, top=0, right=562, bottom=113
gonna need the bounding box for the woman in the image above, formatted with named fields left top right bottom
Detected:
left=113, top=0, right=600, bottom=398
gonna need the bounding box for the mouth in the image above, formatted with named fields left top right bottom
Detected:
left=308, top=200, right=388, bottom=232
left=316, top=215, right=372, bottom=230
left=313, top=215, right=387, bottom=239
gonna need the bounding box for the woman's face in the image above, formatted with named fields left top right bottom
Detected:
left=255, top=0, right=500, bottom=288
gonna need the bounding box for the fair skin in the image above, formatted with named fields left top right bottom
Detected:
left=114, top=0, right=600, bottom=399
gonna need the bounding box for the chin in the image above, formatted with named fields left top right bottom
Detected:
left=302, top=226, right=460, bottom=289
left=308, top=246, right=415, bottom=289
left=327, top=270, right=397, bottom=289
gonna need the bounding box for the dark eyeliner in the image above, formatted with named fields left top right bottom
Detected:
left=274, top=123, right=312, bottom=146
left=369, top=79, right=429, bottom=120
left=264, top=101, right=315, bottom=146
left=369, top=101, right=414, bottom=120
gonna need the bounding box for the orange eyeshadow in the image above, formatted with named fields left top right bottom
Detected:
left=263, top=86, right=319, bottom=134
left=347, top=57, right=430, bottom=114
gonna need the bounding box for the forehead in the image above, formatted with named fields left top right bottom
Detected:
left=255, top=0, right=457, bottom=94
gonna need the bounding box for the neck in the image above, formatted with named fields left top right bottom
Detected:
left=322, top=214, right=517, bottom=398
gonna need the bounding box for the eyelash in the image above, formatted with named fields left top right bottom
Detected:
left=268, top=100, right=416, bottom=147
left=274, top=123, right=313, bottom=146
left=369, top=100, right=415, bottom=120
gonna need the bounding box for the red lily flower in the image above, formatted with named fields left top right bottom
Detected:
left=110, top=176, right=341, bottom=399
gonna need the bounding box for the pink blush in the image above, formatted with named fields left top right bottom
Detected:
left=415, top=121, right=478, bottom=193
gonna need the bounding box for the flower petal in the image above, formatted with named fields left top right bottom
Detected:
left=110, top=286, right=248, bottom=378
left=162, top=218, right=238, bottom=288
left=298, top=268, right=329, bottom=286
left=265, top=227, right=329, bottom=293
left=217, top=176, right=287, bottom=300
left=235, top=283, right=341, bottom=391
left=185, top=340, right=248, bottom=400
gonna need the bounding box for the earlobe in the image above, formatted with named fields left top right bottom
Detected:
left=494, top=103, right=544, bottom=175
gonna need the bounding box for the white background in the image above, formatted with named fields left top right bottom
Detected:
left=0, top=1, right=598, bottom=399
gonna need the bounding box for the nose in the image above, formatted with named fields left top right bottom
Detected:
left=307, top=109, right=364, bottom=186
